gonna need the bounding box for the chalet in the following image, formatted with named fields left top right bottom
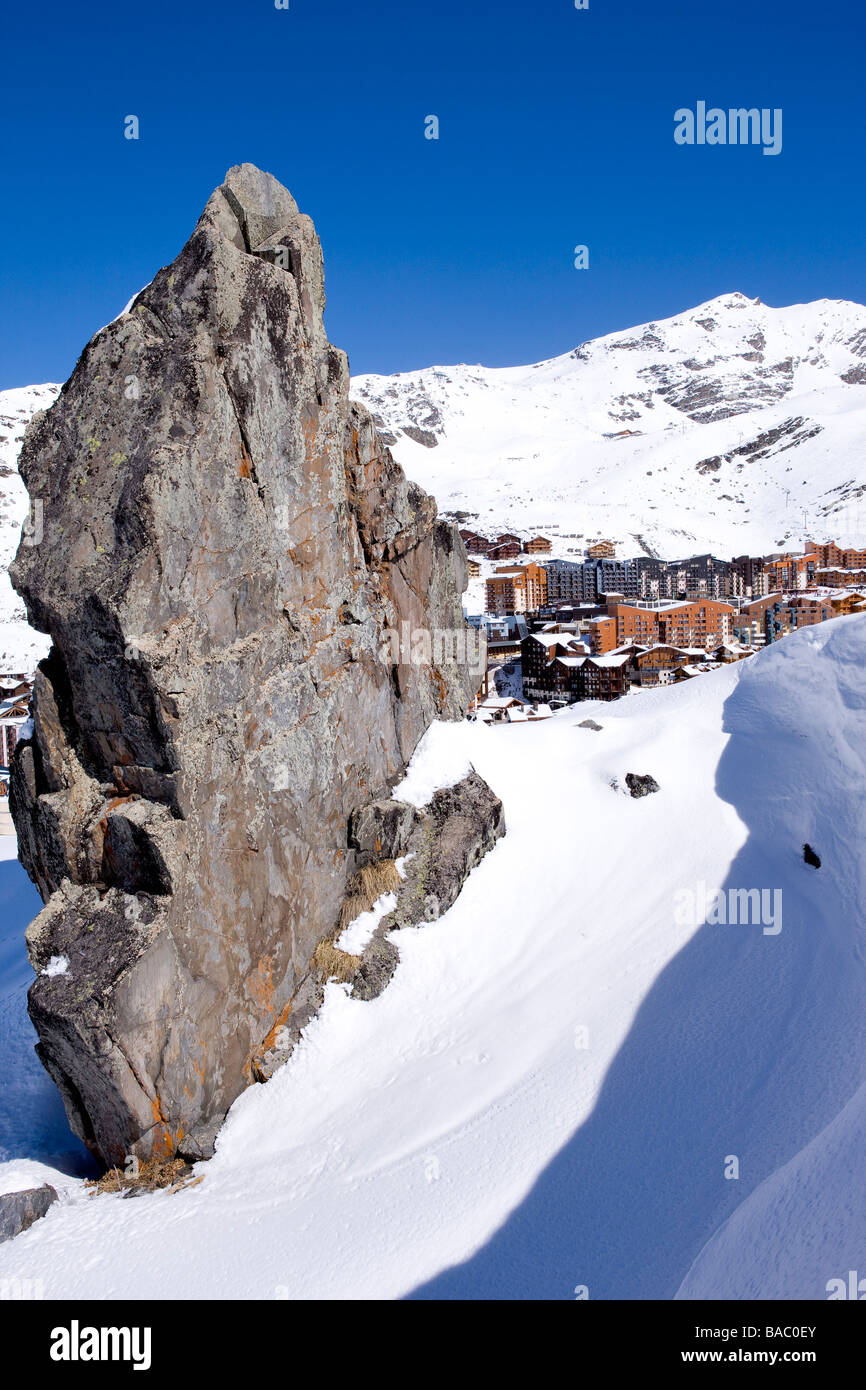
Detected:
left=470, top=696, right=553, bottom=725
left=525, top=535, right=552, bottom=554
left=546, top=655, right=587, bottom=702
left=673, top=660, right=723, bottom=682
left=628, top=644, right=700, bottom=687
left=710, top=642, right=755, bottom=663
left=521, top=630, right=590, bottom=699
left=587, top=540, right=616, bottom=559
left=487, top=540, right=521, bottom=562
left=458, top=529, right=491, bottom=556
left=581, top=653, right=631, bottom=701
left=521, top=631, right=630, bottom=704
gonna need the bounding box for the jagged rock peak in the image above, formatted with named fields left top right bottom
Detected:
left=10, top=164, right=480, bottom=1167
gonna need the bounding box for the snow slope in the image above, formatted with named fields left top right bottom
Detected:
left=0, top=615, right=863, bottom=1300
left=352, top=292, right=866, bottom=560
left=0, top=386, right=57, bottom=671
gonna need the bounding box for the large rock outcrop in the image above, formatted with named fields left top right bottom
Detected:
left=10, top=164, right=484, bottom=1166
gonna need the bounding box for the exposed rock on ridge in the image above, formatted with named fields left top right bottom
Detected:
left=10, top=164, right=481, bottom=1167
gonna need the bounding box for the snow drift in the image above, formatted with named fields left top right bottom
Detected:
left=0, top=614, right=863, bottom=1299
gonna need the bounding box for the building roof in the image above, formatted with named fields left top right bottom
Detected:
left=588, top=653, right=632, bottom=668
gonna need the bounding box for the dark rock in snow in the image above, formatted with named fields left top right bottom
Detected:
left=0, top=1185, right=58, bottom=1244
left=401, top=426, right=439, bottom=449
left=625, top=773, right=660, bottom=798
left=578, top=719, right=603, bottom=732
left=803, top=843, right=821, bottom=868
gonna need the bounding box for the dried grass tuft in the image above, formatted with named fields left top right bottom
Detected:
left=313, top=938, right=360, bottom=984
left=338, top=859, right=401, bottom=933
left=86, top=1155, right=204, bottom=1196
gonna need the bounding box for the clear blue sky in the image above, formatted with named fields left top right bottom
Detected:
left=1, top=0, right=863, bottom=388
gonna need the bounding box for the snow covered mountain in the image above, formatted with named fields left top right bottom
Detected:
left=352, top=292, right=866, bottom=560
left=2, top=613, right=864, bottom=1298
left=0, top=386, right=57, bottom=672
left=3, top=292, right=866, bottom=668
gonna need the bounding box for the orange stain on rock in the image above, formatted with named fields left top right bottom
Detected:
left=248, top=955, right=276, bottom=1015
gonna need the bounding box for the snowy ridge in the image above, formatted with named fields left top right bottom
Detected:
left=1, top=615, right=863, bottom=1299
left=352, top=292, right=866, bottom=560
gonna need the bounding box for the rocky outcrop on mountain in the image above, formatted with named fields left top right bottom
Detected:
left=9, top=163, right=488, bottom=1168
left=0, top=1184, right=57, bottom=1244
left=253, top=770, right=505, bottom=1079
left=352, top=771, right=505, bottom=1002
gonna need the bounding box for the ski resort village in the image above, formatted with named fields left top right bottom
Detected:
left=463, top=533, right=866, bottom=722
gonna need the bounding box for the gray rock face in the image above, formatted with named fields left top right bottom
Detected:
left=348, top=798, right=419, bottom=866
left=352, top=771, right=506, bottom=1002
left=10, top=164, right=479, bottom=1167
left=0, top=1185, right=58, bottom=1244
left=253, top=771, right=505, bottom=1079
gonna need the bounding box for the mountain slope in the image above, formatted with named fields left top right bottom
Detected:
left=0, top=387, right=57, bottom=670
left=1, top=615, right=863, bottom=1299
left=4, top=293, right=865, bottom=665
left=352, top=292, right=866, bottom=560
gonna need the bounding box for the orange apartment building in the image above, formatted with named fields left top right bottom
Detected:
left=763, top=540, right=866, bottom=592
left=811, top=541, right=866, bottom=570
left=814, top=566, right=866, bottom=588
left=732, top=588, right=866, bottom=646
left=587, top=616, right=618, bottom=653
left=485, top=562, right=548, bottom=615
left=763, top=552, right=816, bottom=590
left=592, top=598, right=735, bottom=651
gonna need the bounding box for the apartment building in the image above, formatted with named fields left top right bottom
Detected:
left=814, top=567, right=866, bottom=588
left=764, top=552, right=816, bottom=591
left=606, top=597, right=736, bottom=649
left=546, top=559, right=598, bottom=604
left=731, top=554, right=768, bottom=598
left=811, top=541, right=866, bottom=570
left=486, top=562, right=548, bottom=615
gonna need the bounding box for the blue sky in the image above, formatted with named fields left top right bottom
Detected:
left=1, top=0, right=863, bottom=388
